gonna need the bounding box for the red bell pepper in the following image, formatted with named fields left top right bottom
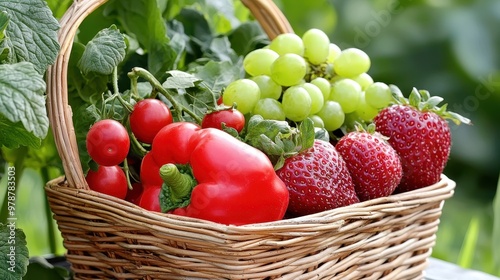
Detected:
left=150, top=122, right=289, bottom=225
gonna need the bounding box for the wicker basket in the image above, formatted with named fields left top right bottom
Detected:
left=45, top=0, right=456, bottom=279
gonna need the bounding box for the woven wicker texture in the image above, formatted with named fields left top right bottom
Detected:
left=45, top=0, right=456, bottom=279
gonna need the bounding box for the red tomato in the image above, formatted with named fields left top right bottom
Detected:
left=201, top=108, right=245, bottom=133
left=140, top=152, right=162, bottom=187
left=125, top=182, right=144, bottom=205
left=130, top=99, right=173, bottom=144
left=85, top=165, right=128, bottom=199
left=86, top=119, right=130, bottom=166
left=138, top=185, right=162, bottom=212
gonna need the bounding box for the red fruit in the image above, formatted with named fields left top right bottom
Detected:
left=138, top=185, right=162, bottom=212
left=373, top=88, right=470, bottom=192
left=276, top=140, right=359, bottom=217
left=130, top=99, right=173, bottom=144
left=86, top=119, right=130, bottom=166
left=336, top=131, right=402, bottom=201
left=201, top=108, right=245, bottom=133
left=85, top=165, right=128, bottom=199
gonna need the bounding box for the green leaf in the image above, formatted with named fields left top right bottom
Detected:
left=493, top=173, right=500, bottom=271
left=0, top=115, right=41, bottom=149
left=191, top=60, right=244, bottom=94
left=457, top=216, right=480, bottom=268
left=0, top=11, right=9, bottom=40
left=107, top=0, right=176, bottom=77
left=78, top=25, right=126, bottom=75
left=0, top=223, right=29, bottom=280
left=228, top=21, right=269, bottom=56
left=163, top=70, right=201, bottom=89
left=24, top=256, right=70, bottom=280
left=0, top=0, right=59, bottom=74
left=0, top=62, right=48, bottom=144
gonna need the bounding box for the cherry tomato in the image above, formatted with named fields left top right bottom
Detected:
left=86, top=119, right=130, bottom=166
left=85, top=165, right=128, bottom=199
left=125, top=182, right=144, bottom=205
left=130, top=99, right=173, bottom=144
left=140, top=152, right=162, bottom=187
left=201, top=108, right=245, bottom=133
left=138, top=185, right=162, bottom=212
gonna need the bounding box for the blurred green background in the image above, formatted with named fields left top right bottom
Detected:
left=0, top=0, right=499, bottom=277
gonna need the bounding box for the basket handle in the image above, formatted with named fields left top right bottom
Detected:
left=46, top=0, right=293, bottom=190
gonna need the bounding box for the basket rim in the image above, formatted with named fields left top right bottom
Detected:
left=46, top=174, right=455, bottom=231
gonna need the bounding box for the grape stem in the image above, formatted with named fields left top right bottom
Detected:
left=127, top=67, right=203, bottom=124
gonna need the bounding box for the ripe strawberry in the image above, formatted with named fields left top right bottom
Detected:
left=373, top=88, right=470, bottom=192
left=276, top=139, right=360, bottom=217
left=336, top=131, right=402, bottom=201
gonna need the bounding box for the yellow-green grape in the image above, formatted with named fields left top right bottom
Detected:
left=222, top=79, right=261, bottom=114
left=270, top=53, right=307, bottom=87
left=309, top=115, right=325, bottom=128
left=302, top=28, right=330, bottom=65
left=356, top=91, right=379, bottom=122
left=250, top=75, right=282, bottom=100
left=317, top=101, right=345, bottom=131
left=269, top=33, right=304, bottom=56
left=243, top=49, right=279, bottom=76
left=310, top=77, right=331, bottom=100
left=329, top=79, right=362, bottom=113
left=282, top=86, right=312, bottom=122
left=300, top=83, right=324, bottom=115
left=333, top=48, right=371, bottom=78
left=352, top=72, right=374, bottom=91
left=252, top=98, right=286, bottom=121
left=327, top=43, right=342, bottom=63
left=365, top=82, right=393, bottom=109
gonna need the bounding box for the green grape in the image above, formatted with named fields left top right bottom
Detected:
left=356, top=91, right=379, bottom=122
left=250, top=75, right=282, bottom=100
left=282, top=86, right=312, bottom=122
left=252, top=98, right=286, bottom=121
left=329, top=79, right=362, bottom=113
left=317, top=101, right=345, bottom=131
left=300, top=83, right=324, bottom=114
left=269, top=33, right=304, bottom=56
left=309, top=115, right=325, bottom=128
left=327, top=43, right=342, bottom=63
left=271, top=53, right=307, bottom=87
left=222, top=79, right=260, bottom=114
left=243, top=49, right=279, bottom=77
left=333, top=48, right=371, bottom=78
left=302, top=28, right=330, bottom=65
left=365, top=82, right=393, bottom=109
left=330, top=75, right=345, bottom=84
left=310, top=77, right=331, bottom=100
left=352, top=72, right=374, bottom=91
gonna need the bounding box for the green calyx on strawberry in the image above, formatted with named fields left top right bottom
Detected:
left=336, top=124, right=403, bottom=201
left=276, top=139, right=360, bottom=217
left=373, top=87, right=471, bottom=192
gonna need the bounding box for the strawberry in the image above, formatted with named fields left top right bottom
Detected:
left=373, top=87, right=471, bottom=192
left=276, top=139, right=360, bottom=217
left=336, top=130, right=402, bottom=201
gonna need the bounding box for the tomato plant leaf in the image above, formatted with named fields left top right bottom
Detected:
left=0, top=115, right=41, bottom=149
left=0, top=11, right=8, bottom=40
left=228, top=22, right=269, bottom=56
left=78, top=25, right=126, bottom=75
left=163, top=70, right=201, bottom=89
left=0, top=223, right=29, bottom=280
left=0, top=62, right=48, bottom=148
left=192, top=60, right=244, bottom=95
left=106, top=0, right=176, bottom=78
left=0, top=0, right=59, bottom=74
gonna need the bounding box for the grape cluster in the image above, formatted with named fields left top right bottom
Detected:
left=222, top=28, right=393, bottom=132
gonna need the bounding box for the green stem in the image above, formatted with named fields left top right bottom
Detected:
left=122, top=158, right=134, bottom=191
left=128, top=67, right=203, bottom=124
left=41, top=167, right=57, bottom=254
left=0, top=147, right=27, bottom=223
left=113, top=67, right=134, bottom=113
left=159, top=164, right=196, bottom=202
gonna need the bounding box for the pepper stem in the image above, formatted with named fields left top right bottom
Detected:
left=159, top=164, right=197, bottom=212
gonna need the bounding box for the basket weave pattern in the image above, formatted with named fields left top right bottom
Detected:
left=45, top=0, right=455, bottom=279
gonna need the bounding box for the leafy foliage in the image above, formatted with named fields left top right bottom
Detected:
left=0, top=223, right=29, bottom=280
